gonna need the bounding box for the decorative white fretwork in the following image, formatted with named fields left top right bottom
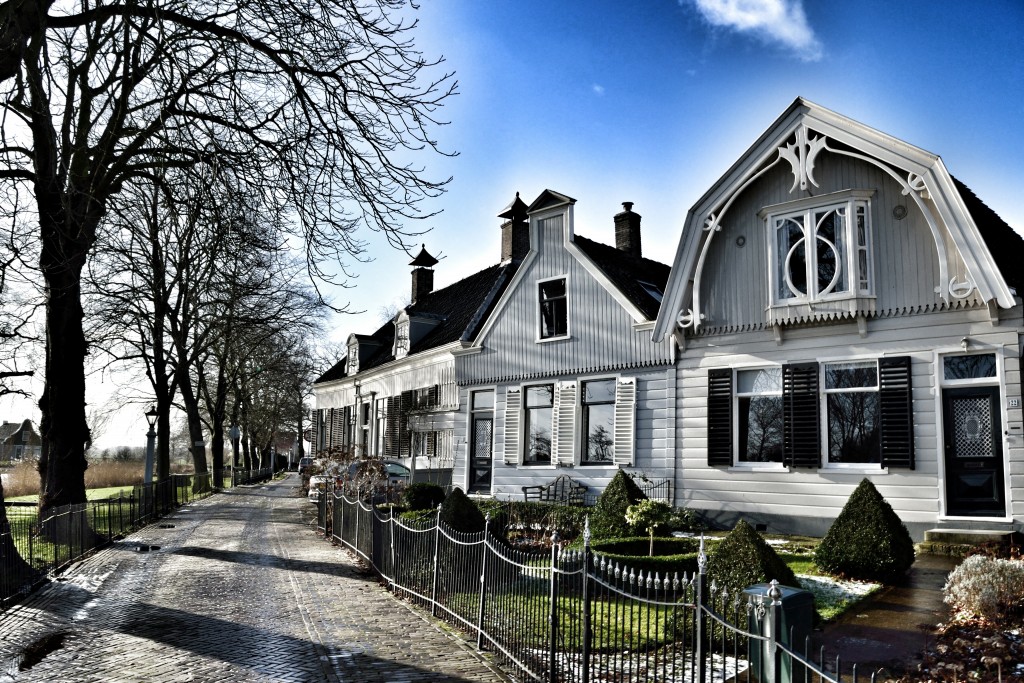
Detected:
left=676, top=308, right=703, bottom=331
left=902, top=172, right=931, bottom=200
left=779, top=126, right=827, bottom=193
left=703, top=212, right=721, bottom=233
left=948, top=276, right=975, bottom=299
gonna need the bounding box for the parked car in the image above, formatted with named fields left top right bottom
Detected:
left=298, top=457, right=315, bottom=491
left=346, top=459, right=411, bottom=487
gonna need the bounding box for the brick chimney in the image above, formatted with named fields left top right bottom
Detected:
left=409, top=245, right=439, bottom=304
left=614, top=202, right=642, bottom=258
left=498, top=192, right=530, bottom=263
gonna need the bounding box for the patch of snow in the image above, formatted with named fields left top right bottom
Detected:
left=797, top=574, right=879, bottom=604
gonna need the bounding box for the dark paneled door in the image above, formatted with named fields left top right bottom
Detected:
left=942, top=386, right=1005, bottom=517
left=468, top=416, right=493, bottom=494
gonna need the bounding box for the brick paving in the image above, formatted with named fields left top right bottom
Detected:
left=0, top=474, right=511, bottom=683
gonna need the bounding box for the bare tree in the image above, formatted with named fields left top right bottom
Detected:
left=0, top=0, right=454, bottom=516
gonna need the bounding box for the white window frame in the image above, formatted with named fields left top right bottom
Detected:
left=820, top=359, right=882, bottom=469
left=536, top=274, right=570, bottom=342
left=732, top=366, right=785, bottom=468
left=763, top=189, right=875, bottom=308
left=522, top=383, right=555, bottom=465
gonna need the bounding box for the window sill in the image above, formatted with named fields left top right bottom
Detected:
left=536, top=334, right=571, bottom=344
left=820, top=464, right=888, bottom=474
left=519, top=463, right=556, bottom=468
left=578, top=462, right=617, bottom=468
left=767, top=296, right=876, bottom=327
left=728, top=463, right=789, bottom=473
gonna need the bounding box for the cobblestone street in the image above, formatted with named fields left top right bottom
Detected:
left=0, top=475, right=510, bottom=683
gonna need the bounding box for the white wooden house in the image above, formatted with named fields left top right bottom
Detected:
left=453, top=190, right=677, bottom=499
left=312, top=245, right=518, bottom=483
left=652, top=98, right=1023, bottom=539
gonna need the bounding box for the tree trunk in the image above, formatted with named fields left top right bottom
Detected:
left=177, top=374, right=209, bottom=492
left=0, top=479, right=39, bottom=596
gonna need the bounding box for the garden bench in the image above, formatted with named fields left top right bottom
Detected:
left=521, top=475, right=589, bottom=506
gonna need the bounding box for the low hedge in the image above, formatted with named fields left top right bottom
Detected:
left=591, top=536, right=701, bottom=578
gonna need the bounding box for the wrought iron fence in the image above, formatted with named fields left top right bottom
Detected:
left=1, top=473, right=214, bottom=606
left=230, top=467, right=274, bottom=487
left=323, top=489, right=878, bottom=683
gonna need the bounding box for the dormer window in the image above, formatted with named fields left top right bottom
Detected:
left=347, top=341, right=359, bottom=375
left=394, top=319, right=410, bottom=359
left=764, top=190, right=874, bottom=307
left=538, top=277, right=568, bottom=339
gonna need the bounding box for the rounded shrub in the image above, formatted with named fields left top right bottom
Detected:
left=438, top=487, right=486, bottom=534
left=402, top=482, right=446, bottom=511
left=708, top=520, right=801, bottom=596
left=814, top=478, right=915, bottom=583
left=944, top=555, right=1024, bottom=623
left=590, top=470, right=647, bottom=539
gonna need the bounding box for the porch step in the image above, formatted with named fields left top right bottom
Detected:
left=917, top=526, right=1019, bottom=556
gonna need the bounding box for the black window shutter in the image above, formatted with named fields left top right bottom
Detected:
left=707, top=369, right=733, bottom=466
left=429, top=384, right=439, bottom=408
left=879, top=356, right=915, bottom=469
left=385, top=396, right=398, bottom=458
left=783, top=362, right=820, bottom=468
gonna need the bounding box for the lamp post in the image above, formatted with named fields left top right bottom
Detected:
left=144, top=406, right=159, bottom=484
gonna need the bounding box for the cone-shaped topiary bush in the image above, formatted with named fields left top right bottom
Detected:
left=708, top=520, right=801, bottom=597
left=590, top=470, right=647, bottom=539
left=439, top=487, right=487, bottom=533
left=814, top=478, right=915, bottom=583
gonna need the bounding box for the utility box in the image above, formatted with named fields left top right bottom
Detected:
left=743, top=583, right=814, bottom=683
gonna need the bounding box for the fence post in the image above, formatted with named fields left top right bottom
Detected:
left=388, top=503, right=396, bottom=587
left=696, top=533, right=708, bottom=683
left=769, top=579, right=783, bottom=683
left=548, top=530, right=561, bottom=683
left=431, top=504, right=441, bottom=618
left=475, top=513, right=491, bottom=651
left=339, top=493, right=346, bottom=545
left=581, top=518, right=592, bottom=683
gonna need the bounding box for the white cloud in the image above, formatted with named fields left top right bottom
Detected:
left=689, top=0, right=823, bottom=62
left=592, top=84, right=606, bottom=96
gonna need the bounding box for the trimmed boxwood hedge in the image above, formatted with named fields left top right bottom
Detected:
left=591, top=536, right=701, bottom=578
left=439, top=487, right=487, bottom=533
left=402, top=482, right=446, bottom=511
left=814, top=478, right=915, bottom=583
left=708, top=520, right=801, bottom=596
left=590, top=470, right=648, bottom=539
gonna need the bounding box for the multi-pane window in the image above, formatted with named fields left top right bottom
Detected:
left=824, top=361, right=880, bottom=464
left=581, top=379, right=615, bottom=463
left=736, top=368, right=783, bottom=463
left=770, top=197, right=872, bottom=304
left=539, top=278, right=568, bottom=339
left=523, top=385, right=554, bottom=463
left=708, top=357, right=913, bottom=469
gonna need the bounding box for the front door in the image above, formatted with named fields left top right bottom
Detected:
left=942, top=386, right=1005, bottom=517
left=468, top=416, right=493, bottom=494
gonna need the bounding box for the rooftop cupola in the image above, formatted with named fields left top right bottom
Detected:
left=614, top=201, right=642, bottom=258
left=498, top=192, right=530, bottom=263
left=409, top=245, right=439, bottom=304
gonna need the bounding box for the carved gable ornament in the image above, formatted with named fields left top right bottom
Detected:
left=653, top=98, right=1015, bottom=344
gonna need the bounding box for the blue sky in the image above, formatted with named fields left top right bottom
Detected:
left=6, top=0, right=1022, bottom=449
left=333, top=0, right=1024, bottom=339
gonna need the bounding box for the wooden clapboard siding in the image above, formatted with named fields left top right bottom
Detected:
left=469, top=368, right=675, bottom=499
left=458, top=222, right=671, bottom=385
left=673, top=301, right=1024, bottom=527
left=697, top=155, right=976, bottom=332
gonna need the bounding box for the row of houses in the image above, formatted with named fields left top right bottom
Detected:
left=312, top=98, right=1023, bottom=540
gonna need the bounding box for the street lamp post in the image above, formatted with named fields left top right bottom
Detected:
left=144, top=406, right=159, bottom=484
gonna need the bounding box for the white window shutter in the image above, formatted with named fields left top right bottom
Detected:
left=613, top=377, right=636, bottom=466
left=551, top=381, right=578, bottom=466
left=503, top=387, right=522, bottom=465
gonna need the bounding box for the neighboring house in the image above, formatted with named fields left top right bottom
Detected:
left=0, top=419, right=42, bottom=462
left=453, top=190, right=676, bottom=499
left=652, top=98, right=1023, bottom=539
left=311, top=218, right=521, bottom=483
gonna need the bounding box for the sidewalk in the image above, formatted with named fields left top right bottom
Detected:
left=815, top=553, right=960, bottom=676
left=0, top=474, right=510, bottom=682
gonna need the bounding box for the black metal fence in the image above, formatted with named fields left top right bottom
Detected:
left=1, top=473, right=214, bottom=606
left=230, top=467, right=274, bottom=487
left=320, top=489, right=878, bottom=683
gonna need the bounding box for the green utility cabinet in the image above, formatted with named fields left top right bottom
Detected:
left=743, top=583, right=814, bottom=683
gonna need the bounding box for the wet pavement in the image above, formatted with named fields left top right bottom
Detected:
left=0, top=474, right=509, bottom=682
left=815, top=553, right=961, bottom=676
